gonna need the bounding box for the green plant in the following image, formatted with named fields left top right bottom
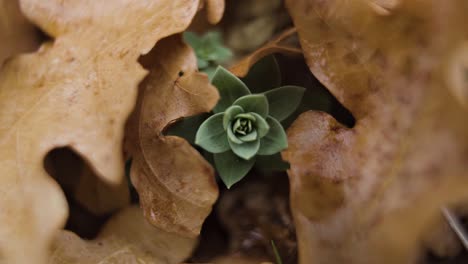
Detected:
left=195, top=66, right=305, bottom=188
left=183, top=31, right=232, bottom=79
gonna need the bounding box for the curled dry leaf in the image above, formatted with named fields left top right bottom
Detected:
left=229, top=27, right=301, bottom=78
left=128, top=35, right=219, bottom=237
left=0, top=0, right=200, bottom=263
left=284, top=0, right=468, bottom=263
left=50, top=206, right=197, bottom=264
left=0, top=0, right=39, bottom=66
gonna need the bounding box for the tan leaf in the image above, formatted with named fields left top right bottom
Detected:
left=50, top=206, right=197, bottom=264
left=0, top=0, right=39, bottom=66
left=229, top=28, right=301, bottom=78
left=284, top=0, right=468, bottom=263
left=0, top=0, right=200, bottom=263
left=128, top=35, right=219, bottom=237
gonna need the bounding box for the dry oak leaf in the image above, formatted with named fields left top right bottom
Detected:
left=284, top=0, right=468, bottom=263
left=0, top=0, right=39, bottom=66
left=127, top=35, right=219, bottom=237
left=229, top=27, right=302, bottom=78
left=0, top=0, right=200, bottom=263
left=50, top=206, right=196, bottom=264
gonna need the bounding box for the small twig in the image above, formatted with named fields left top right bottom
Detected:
left=271, top=240, right=283, bottom=264
left=442, top=207, right=468, bottom=250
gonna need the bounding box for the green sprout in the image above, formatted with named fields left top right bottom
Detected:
left=183, top=31, right=232, bottom=79
left=195, top=66, right=305, bottom=188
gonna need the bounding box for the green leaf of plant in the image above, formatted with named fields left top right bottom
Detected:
left=250, top=112, right=270, bottom=138
left=212, top=66, right=251, bottom=113
left=238, top=130, right=257, bottom=142
left=202, top=31, right=223, bottom=46
left=233, top=94, right=269, bottom=118
left=227, top=124, right=243, bottom=144
left=233, top=113, right=256, bottom=121
left=206, top=45, right=233, bottom=62
left=228, top=137, right=260, bottom=160
left=257, top=117, right=287, bottom=155
left=197, top=58, right=209, bottom=69
left=242, top=55, right=282, bottom=93
left=202, top=31, right=231, bottom=60
left=223, top=105, right=244, bottom=130
left=165, top=114, right=208, bottom=144
left=188, top=31, right=232, bottom=63
left=214, top=151, right=256, bottom=188
left=195, top=113, right=229, bottom=153
left=204, top=66, right=217, bottom=81
left=264, top=85, right=306, bottom=122
left=183, top=31, right=202, bottom=49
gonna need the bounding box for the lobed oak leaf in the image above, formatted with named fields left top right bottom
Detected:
left=0, top=0, right=201, bottom=263
left=126, top=35, right=219, bottom=237
left=284, top=0, right=468, bottom=263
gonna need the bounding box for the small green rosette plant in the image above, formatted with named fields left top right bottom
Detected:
left=183, top=31, right=232, bottom=79
left=195, top=67, right=305, bottom=188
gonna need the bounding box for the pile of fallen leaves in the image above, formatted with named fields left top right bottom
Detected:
left=1, top=0, right=468, bottom=263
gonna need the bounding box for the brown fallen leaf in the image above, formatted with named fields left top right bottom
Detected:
left=0, top=0, right=39, bottom=66
left=127, top=35, right=219, bottom=237
left=0, top=0, right=200, bottom=263
left=50, top=206, right=197, bottom=264
left=284, top=0, right=468, bottom=263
